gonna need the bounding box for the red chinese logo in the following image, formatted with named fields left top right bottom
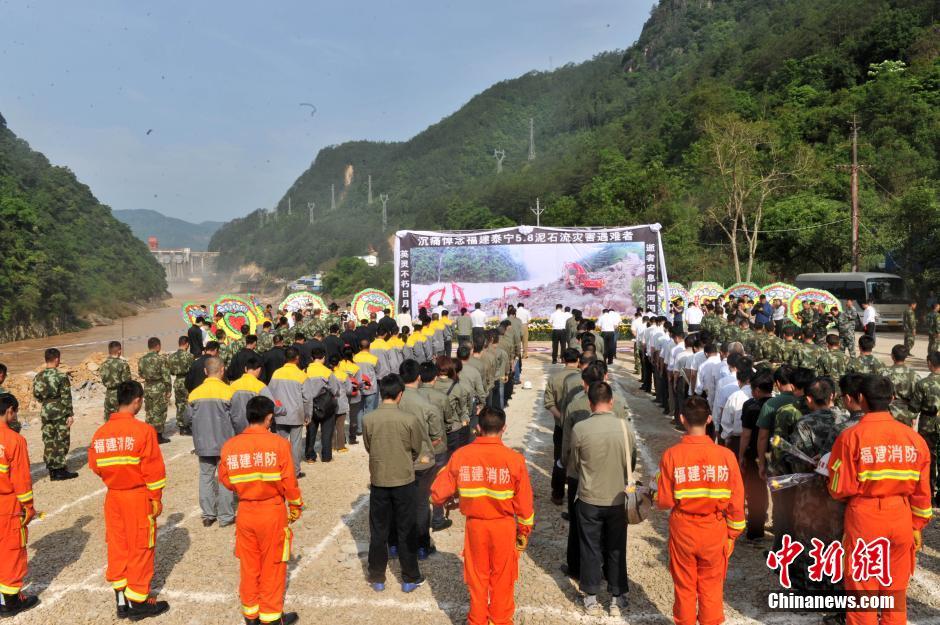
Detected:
left=766, top=534, right=804, bottom=589
left=767, top=535, right=892, bottom=587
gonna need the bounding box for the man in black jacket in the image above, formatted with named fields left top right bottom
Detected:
left=323, top=324, right=344, bottom=361
left=226, top=335, right=258, bottom=381
left=262, top=335, right=287, bottom=384
left=187, top=318, right=205, bottom=357
left=340, top=320, right=360, bottom=353
left=185, top=341, right=220, bottom=391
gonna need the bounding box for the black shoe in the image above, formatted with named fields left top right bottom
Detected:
left=559, top=564, right=579, bottom=581
left=178, top=426, right=192, bottom=436
left=50, top=468, right=79, bottom=481
left=126, top=596, right=169, bottom=621
left=560, top=511, right=570, bottom=521
left=244, top=618, right=260, bottom=625
left=265, top=613, right=299, bottom=625
left=0, top=592, right=40, bottom=616
left=348, top=439, right=359, bottom=445
left=115, top=588, right=128, bottom=619
left=202, top=518, right=216, bottom=527
left=431, top=519, right=453, bottom=532
left=550, top=495, right=564, bottom=506
left=297, top=472, right=307, bottom=478
left=157, top=435, right=172, bottom=445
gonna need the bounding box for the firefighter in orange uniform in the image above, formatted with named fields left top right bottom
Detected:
left=87, top=380, right=169, bottom=620
left=827, top=376, right=933, bottom=625
left=0, top=394, right=39, bottom=617
left=430, top=406, right=534, bottom=625
left=219, top=395, right=303, bottom=625
left=657, top=396, right=745, bottom=625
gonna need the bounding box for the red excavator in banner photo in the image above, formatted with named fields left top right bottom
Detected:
left=563, top=262, right=605, bottom=294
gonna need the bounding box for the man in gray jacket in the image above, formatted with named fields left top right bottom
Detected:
left=185, top=356, right=238, bottom=527
left=268, top=347, right=313, bottom=478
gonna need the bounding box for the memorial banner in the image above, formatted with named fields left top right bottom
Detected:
left=213, top=295, right=259, bottom=339
left=351, top=288, right=394, bottom=320
left=788, top=288, right=842, bottom=325
left=280, top=291, right=327, bottom=314
left=394, top=225, right=668, bottom=319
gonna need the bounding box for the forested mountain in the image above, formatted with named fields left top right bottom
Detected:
left=211, top=0, right=939, bottom=291
left=114, top=209, right=223, bottom=251
left=0, top=114, right=168, bottom=341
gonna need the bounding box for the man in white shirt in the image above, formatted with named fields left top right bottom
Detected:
left=630, top=311, right=644, bottom=374
left=712, top=353, right=744, bottom=439
left=598, top=308, right=621, bottom=364
left=683, top=303, right=704, bottom=333
left=548, top=304, right=568, bottom=364
left=694, top=343, right=722, bottom=404
left=395, top=306, right=412, bottom=330
left=861, top=300, right=878, bottom=343
left=666, top=332, right=688, bottom=421
left=469, top=302, right=487, bottom=346
left=516, top=303, right=532, bottom=360
left=719, top=366, right=754, bottom=455
left=432, top=300, right=446, bottom=317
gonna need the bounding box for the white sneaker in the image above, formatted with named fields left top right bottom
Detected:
left=582, top=594, right=603, bottom=617
left=610, top=594, right=628, bottom=616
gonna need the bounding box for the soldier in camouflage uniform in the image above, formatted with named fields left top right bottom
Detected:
left=256, top=320, right=275, bottom=352
left=832, top=306, right=857, bottom=358
left=927, top=302, right=940, bottom=357
left=886, top=344, right=920, bottom=427
left=780, top=327, right=801, bottom=367
left=31, top=348, right=78, bottom=480
left=770, top=368, right=814, bottom=473
left=138, top=337, right=172, bottom=442
left=98, top=340, right=131, bottom=421
left=215, top=329, right=233, bottom=367
left=787, top=377, right=854, bottom=595
left=817, top=335, right=850, bottom=380
left=798, top=300, right=816, bottom=334
left=849, top=335, right=885, bottom=375
left=903, top=302, right=917, bottom=352
left=812, top=303, right=831, bottom=346
left=911, top=351, right=940, bottom=505
left=794, top=330, right=821, bottom=374
left=167, top=336, right=195, bottom=435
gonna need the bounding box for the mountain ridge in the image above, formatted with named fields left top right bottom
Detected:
left=114, top=208, right=224, bottom=251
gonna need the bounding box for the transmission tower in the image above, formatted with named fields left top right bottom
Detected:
left=528, top=117, right=535, bottom=161
left=368, top=174, right=373, bottom=205
left=530, top=197, right=545, bottom=227
left=379, top=193, right=389, bottom=232
left=308, top=201, right=316, bottom=224
left=493, top=148, right=506, bottom=174
left=331, top=184, right=336, bottom=210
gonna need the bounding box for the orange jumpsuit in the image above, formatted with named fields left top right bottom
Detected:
left=0, top=420, right=34, bottom=595
left=430, top=436, right=534, bottom=625
left=218, top=424, right=302, bottom=624
left=828, top=411, right=933, bottom=625
left=88, top=412, right=167, bottom=603
left=656, top=434, right=745, bottom=625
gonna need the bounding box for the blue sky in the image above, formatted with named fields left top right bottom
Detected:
left=0, top=0, right=656, bottom=222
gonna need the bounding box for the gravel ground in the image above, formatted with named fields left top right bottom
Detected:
left=10, top=344, right=940, bottom=625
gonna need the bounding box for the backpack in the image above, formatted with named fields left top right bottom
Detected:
left=311, top=386, right=338, bottom=423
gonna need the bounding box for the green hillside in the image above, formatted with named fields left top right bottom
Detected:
left=0, top=114, right=168, bottom=341
left=211, top=0, right=939, bottom=291
left=114, top=208, right=224, bottom=251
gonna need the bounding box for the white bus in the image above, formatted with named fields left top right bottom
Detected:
left=794, top=272, right=910, bottom=328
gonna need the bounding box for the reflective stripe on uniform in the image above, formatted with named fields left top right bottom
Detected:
left=111, top=579, right=128, bottom=590
left=16, top=490, right=33, bottom=502
left=260, top=612, right=283, bottom=623
left=243, top=604, right=260, bottom=616
left=518, top=513, right=535, bottom=526
left=229, top=472, right=282, bottom=484
left=0, top=463, right=8, bottom=473
left=912, top=506, right=934, bottom=520
left=458, top=487, right=515, bottom=500
left=124, top=586, right=149, bottom=602
left=726, top=518, right=746, bottom=531
left=0, top=582, right=21, bottom=594
left=146, top=478, right=166, bottom=491
left=857, top=469, right=920, bottom=482
left=95, top=456, right=142, bottom=467
left=674, top=488, right=731, bottom=500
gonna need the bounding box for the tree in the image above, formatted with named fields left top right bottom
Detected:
left=694, top=113, right=810, bottom=282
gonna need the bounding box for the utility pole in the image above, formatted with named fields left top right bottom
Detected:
left=308, top=201, right=315, bottom=225
left=368, top=174, right=373, bottom=205
left=493, top=148, right=506, bottom=174
left=287, top=196, right=292, bottom=216
left=331, top=184, right=336, bottom=210
left=528, top=117, right=535, bottom=161
left=849, top=116, right=860, bottom=272
left=530, top=197, right=545, bottom=227
left=379, top=193, right=389, bottom=232
left=838, top=116, right=863, bottom=272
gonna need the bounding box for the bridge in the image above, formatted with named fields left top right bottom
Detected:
left=151, top=249, right=219, bottom=280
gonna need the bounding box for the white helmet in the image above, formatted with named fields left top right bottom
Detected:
left=522, top=380, right=533, bottom=390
